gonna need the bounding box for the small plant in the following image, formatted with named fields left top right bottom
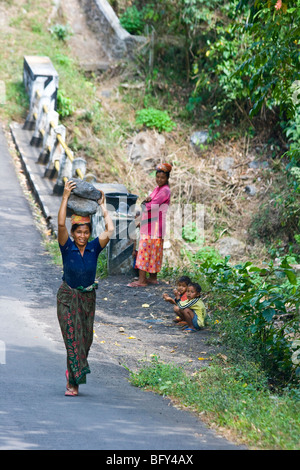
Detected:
left=50, top=23, right=73, bottom=41
left=135, top=107, right=176, bottom=132
left=119, top=6, right=144, bottom=35
left=182, top=222, right=203, bottom=243
left=96, top=249, right=108, bottom=279
left=56, top=89, right=74, bottom=118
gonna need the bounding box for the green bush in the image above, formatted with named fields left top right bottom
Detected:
left=50, top=23, right=73, bottom=41
left=135, top=107, right=176, bottom=132
left=119, top=6, right=144, bottom=35
left=199, top=255, right=300, bottom=385
left=56, top=89, right=74, bottom=118
left=161, top=247, right=300, bottom=386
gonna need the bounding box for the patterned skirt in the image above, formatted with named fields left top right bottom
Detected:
left=57, top=282, right=96, bottom=386
left=135, top=234, right=164, bottom=273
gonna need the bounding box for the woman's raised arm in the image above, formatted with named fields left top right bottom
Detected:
left=97, top=192, right=114, bottom=249
left=57, top=180, right=76, bottom=246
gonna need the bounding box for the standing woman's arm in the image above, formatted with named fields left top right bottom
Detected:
left=98, top=193, right=114, bottom=249
left=58, top=180, right=76, bottom=246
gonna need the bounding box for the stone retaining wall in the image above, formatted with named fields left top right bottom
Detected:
left=79, top=0, right=146, bottom=59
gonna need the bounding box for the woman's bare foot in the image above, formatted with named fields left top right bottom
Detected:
left=65, top=385, right=78, bottom=396
left=148, top=274, right=158, bottom=284
left=65, top=370, right=78, bottom=396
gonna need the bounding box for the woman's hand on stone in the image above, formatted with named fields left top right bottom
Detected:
left=97, top=190, right=105, bottom=206
left=63, top=179, right=76, bottom=198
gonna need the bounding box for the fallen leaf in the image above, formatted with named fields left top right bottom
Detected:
left=198, top=357, right=206, bottom=361
left=127, top=336, right=136, bottom=339
left=217, top=353, right=228, bottom=362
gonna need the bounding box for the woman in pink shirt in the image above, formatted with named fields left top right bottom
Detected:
left=128, top=163, right=172, bottom=287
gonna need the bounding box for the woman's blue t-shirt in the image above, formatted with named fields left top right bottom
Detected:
left=59, top=236, right=103, bottom=288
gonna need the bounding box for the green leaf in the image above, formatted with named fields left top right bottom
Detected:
left=262, top=307, right=276, bottom=322
left=280, top=258, right=297, bottom=285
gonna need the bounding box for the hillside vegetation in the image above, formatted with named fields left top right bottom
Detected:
left=0, top=0, right=299, bottom=449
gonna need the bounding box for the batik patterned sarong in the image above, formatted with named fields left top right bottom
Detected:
left=57, top=282, right=96, bottom=386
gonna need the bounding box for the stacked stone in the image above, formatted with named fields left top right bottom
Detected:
left=67, top=178, right=103, bottom=216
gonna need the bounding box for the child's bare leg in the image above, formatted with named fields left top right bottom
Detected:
left=173, top=305, right=183, bottom=318
left=173, top=305, right=182, bottom=322
left=180, top=308, right=196, bottom=329
left=172, top=305, right=188, bottom=325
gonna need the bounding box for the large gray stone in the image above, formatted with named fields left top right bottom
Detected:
left=217, top=237, right=246, bottom=258
left=94, top=182, right=129, bottom=194
left=190, top=131, right=209, bottom=150
left=127, top=130, right=165, bottom=169
left=67, top=193, right=99, bottom=216
left=70, top=178, right=102, bottom=201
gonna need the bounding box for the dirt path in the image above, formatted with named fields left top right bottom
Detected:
left=93, top=275, right=216, bottom=374
left=61, top=0, right=111, bottom=71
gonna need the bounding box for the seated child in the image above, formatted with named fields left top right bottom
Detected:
left=174, top=282, right=206, bottom=332
left=163, top=276, right=191, bottom=324
left=174, top=275, right=191, bottom=301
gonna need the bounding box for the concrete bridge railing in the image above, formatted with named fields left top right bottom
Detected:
left=21, top=55, right=138, bottom=275
left=23, top=56, right=86, bottom=195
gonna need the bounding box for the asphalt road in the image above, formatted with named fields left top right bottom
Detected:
left=0, top=124, right=245, bottom=452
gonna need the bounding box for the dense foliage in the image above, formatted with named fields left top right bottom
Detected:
left=120, top=1, right=300, bottom=145
left=237, top=0, right=300, bottom=121
left=161, top=245, right=300, bottom=389
left=119, top=0, right=300, bottom=242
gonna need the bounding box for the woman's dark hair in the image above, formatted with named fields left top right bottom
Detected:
left=71, top=223, right=92, bottom=234
left=189, top=282, right=202, bottom=295
left=178, top=276, right=191, bottom=285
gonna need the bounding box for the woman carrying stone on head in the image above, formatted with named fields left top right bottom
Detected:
left=57, top=179, right=114, bottom=396
left=127, top=163, right=172, bottom=287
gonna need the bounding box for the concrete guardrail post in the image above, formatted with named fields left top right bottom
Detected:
left=44, top=124, right=67, bottom=179
left=72, top=157, right=87, bottom=179
left=38, top=109, right=60, bottom=164
left=23, top=56, right=58, bottom=130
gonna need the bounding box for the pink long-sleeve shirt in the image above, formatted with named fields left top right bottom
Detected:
left=140, top=184, right=171, bottom=238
